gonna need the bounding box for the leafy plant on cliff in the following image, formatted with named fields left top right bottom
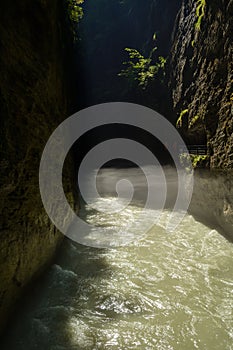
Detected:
left=66, top=0, right=84, bottom=39
left=118, top=45, right=166, bottom=90
left=67, top=0, right=84, bottom=21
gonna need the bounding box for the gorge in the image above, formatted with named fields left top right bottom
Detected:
left=0, top=0, right=232, bottom=348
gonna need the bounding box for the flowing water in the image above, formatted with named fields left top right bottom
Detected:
left=2, top=168, right=233, bottom=349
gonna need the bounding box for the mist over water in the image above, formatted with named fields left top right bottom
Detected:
left=2, top=167, right=233, bottom=349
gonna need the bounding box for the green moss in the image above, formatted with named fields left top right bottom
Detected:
left=189, top=114, right=200, bottom=128
left=176, top=109, right=189, bottom=128
left=191, top=0, right=206, bottom=45
left=180, top=153, right=209, bottom=169
left=180, top=153, right=209, bottom=172
left=191, top=154, right=209, bottom=167
left=195, top=0, right=206, bottom=31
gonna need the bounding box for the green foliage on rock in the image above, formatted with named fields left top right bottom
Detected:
left=67, top=0, right=84, bottom=22
left=192, top=0, right=206, bottom=45
left=66, top=0, right=84, bottom=39
left=189, top=114, right=200, bottom=128
left=119, top=45, right=166, bottom=90
left=180, top=153, right=209, bottom=169
left=176, top=109, right=189, bottom=128
left=190, top=154, right=209, bottom=168
left=195, top=0, right=206, bottom=30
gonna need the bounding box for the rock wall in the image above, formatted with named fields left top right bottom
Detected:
left=189, top=170, right=233, bottom=242
left=169, top=0, right=233, bottom=168
left=0, top=0, right=75, bottom=333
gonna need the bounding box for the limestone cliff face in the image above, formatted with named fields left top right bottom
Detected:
left=189, top=170, right=233, bottom=242
left=169, top=0, right=233, bottom=168
left=0, top=0, right=74, bottom=333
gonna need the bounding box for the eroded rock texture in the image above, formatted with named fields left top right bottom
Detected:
left=170, top=0, right=233, bottom=168
left=0, top=0, right=74, bottom=332
left=190, top=170, right=233, bottom=242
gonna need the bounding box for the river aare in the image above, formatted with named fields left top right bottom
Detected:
left=2, top=167, right=233, bottom=349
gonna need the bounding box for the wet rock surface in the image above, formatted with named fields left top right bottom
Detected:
left=0, top=0, right=75, bottom=333
left=169, top=0, right=233, bottom=168
left=190, top=170, right=233, bottom=242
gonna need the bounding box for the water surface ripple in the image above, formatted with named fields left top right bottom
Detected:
left=2, top=168, right=233, bottom=350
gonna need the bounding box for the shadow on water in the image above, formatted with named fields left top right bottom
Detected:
left=0, top=166, right=179, bottom=349
left=1, top=237, right=141, bottom=349
left=0, top=240, right=109, bottom=349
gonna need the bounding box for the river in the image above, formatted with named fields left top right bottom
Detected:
left=2, top=167, right=233, bottom=349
